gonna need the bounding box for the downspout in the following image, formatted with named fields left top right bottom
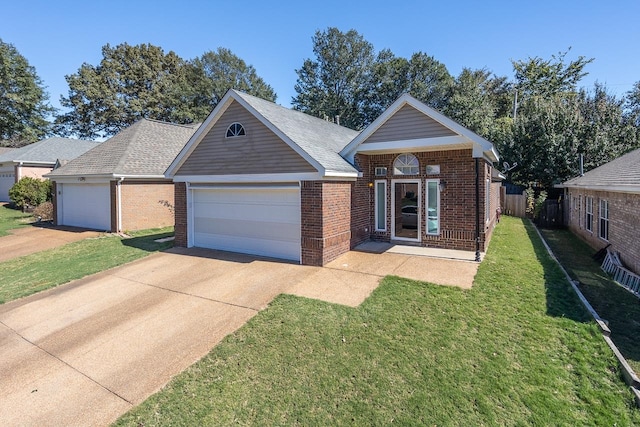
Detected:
left=475, top=158, right=481, bottom=262
left=116, top=177, right=124, bottom=233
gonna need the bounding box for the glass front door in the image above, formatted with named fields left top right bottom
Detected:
left=392, top=180, right=420, bottom=241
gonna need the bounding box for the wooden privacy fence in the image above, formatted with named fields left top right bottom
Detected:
left=503, top=190, right=526, bottom=218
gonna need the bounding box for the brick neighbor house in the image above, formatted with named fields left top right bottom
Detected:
left=46, top=119, right=198, bottom=232
left=560, top=148, right=640, bottom=274
left=166, top=90, right=502, bottom=266
left=0, top=138, right=100, bottom=202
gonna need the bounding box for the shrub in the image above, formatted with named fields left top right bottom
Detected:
left=33, top=201, right=53, bottom=221
left=9, top=177, right=52, bottom=210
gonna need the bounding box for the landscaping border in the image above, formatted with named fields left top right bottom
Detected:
left=532, top=221, right=640, bottom=407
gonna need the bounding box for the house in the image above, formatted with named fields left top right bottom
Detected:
left=166, top=90, right=501, bottom=266
left=0, top=137, right=100, bottom=202
left=560, top=148, right=640, bottom=274
left=46, top=119, right=198, bottom=232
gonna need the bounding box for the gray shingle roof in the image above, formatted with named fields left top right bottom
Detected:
left=233, top=90, right=360, bottom=174
left=562, top=148, right=640, bottom=191
left=0, top=137, right=100, bottom=164
left=48, top=119, right=198, bottom=177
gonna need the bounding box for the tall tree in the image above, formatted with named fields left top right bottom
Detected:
left=186, top=48, right=276, bottom=119
left=406, top=52, right=453, bottom=110
left=443, top=68, right=511, bottom=138
left=292, top=27, right=376, bottom=130
left=625, top=81, right=640, bottom=127
left=0, top=39, right=53, bottom=146
left=56, top=43, right=192, bottom=139
left=512, top=49, right=594, bottom=98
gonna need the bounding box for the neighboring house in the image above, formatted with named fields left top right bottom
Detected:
left=0, top=138, right=100, bottom=202
left=560, top=148, right=640, bottom=274
left=46, top=119, right=198, bottom=232
left=166, top=90, right=502, bottom=266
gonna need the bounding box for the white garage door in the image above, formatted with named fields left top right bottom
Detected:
left=59, top=183, right=111, bottom=230
left=0, top=169, right=15, bottom=202
left=192, top=186, right=301, bottom=262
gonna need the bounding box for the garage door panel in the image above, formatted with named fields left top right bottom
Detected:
left=192, top=187, right=300, bottom=262
left=193, top=217, right=300, bottom=242
left=194, top=233, right=299, bottom=261
left=0, top=171, right=15, bottom=202
left=60, top=184, right=111, bottom=230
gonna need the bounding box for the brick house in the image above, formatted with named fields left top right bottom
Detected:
left=46, top=119, right=198, bottom=232
left=560, top=148, right=640, bottom=274
left=0, top=138, right=100, bottom=202
left=166, top=90, right=502, bottom=266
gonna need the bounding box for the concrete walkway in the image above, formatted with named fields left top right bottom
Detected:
left=0, top=246, right=478, bottom=426
left=0, top=225, right=101, bottom=262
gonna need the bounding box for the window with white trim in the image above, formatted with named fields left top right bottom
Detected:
left=585, top=196, right=593, bottom=232
left=374, top=180, right=387, bottom=231
left=393, top=154, right=419, bottom=175
left=578, top=195, right=583, bottom=228
left=426, top=180, right=439, bottom=235
left=486, top=178, right=491, bottom=222
left=226, top=122, right=245, bottom=138
left=599, top=199, right=609, bottom=241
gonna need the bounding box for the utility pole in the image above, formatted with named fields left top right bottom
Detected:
left=512, top=89, right=518, bottom=120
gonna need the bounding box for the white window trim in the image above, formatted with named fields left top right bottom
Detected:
left=391, top=178, right=421, bottom=242
left=393, top=153, right=419, bottom=176
left=486, top=178, right=491, bottom=223
left=425, top=179, right=440, bottom=235
left=374, top=180, right=387, bottom=232
left=585, top=196, right=593, bottom=233
left=599, top=199, right=609, bottom=241
left=225, top=122, right=245, bottom=138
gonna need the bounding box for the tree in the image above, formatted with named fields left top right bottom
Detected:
left=56, top=43, right=193, bottom=139
left=512, top=49, right=594, bottom=98
left=443, top=68, right=511, bottom=138
left=292, top=27, right=376, bottom=130
left=0, top=39, right=53, bottom=147
left=186, top=48, right=276, bottom=119
left=625, top=81, right=640, bottom=127
left=366, top=50, right=453, bottom=123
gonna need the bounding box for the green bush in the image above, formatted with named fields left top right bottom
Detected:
left=9, top=177, right=52, bottom=209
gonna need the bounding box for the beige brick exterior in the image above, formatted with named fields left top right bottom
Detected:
left=16, top=165, right=53, bottom=181
left=567, top=188, right=640, bottom=274
left=118, top=181, right=175, bottom=232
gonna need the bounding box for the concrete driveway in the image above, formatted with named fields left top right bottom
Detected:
left=0, top=224, right=101, bottom=262
left=0, top=246, right=478, bottom=426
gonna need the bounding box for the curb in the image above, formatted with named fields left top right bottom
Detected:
left=531, top=221, right=640, bottom=408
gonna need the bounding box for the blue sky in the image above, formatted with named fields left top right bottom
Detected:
left=4, top=0, right=639, bottom=112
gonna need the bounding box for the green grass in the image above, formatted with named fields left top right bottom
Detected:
left=114, top=217, right=640, bottom=426
left=540, top=227, right=640, bottom=375
left=0, top=203, right=33, bottom=237
left=0, top=227, right=174, bottom=304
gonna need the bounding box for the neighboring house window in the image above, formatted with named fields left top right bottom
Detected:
left=486, top=179, right=491, bottom=222
left=426, top=180, right=439, bottom=235
left=393, top=154, right=419, bottom=175
left=226, top=122, right=245, bottom=138
left=374, top=180, right=387, bottom=231
left=578, top=195, right=583, bottom=228
left=599, top=199, right=609, bottom=241
left=585, top=196, right=593, bottom=232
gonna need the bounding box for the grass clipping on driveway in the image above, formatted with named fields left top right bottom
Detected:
left=115, top=217, right=640, bottom=426
left=0, top=228, right=173, bottom=304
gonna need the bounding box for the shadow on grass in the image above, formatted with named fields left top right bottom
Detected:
left=522, top=220, right=592, bottom=324
left=121, top=231, right=175, bottom=253
left=538, top=227, right=640, bottom=372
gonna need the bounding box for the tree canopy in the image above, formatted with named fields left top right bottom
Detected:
left=0, top=39, right=54, bottom=147
left=56, top=43, right=276, bottom=139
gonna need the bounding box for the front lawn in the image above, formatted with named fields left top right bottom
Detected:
left=540, top=227, right=640, bottom=375
left=115, top=217, right=640, bottom=426
left=0, top=227, right=174, bottom=304
left=0, top=203, right=32, bottom=237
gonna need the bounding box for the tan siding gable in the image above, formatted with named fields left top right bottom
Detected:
left=176, top=101, right=316, bottom=175
left=364, top=104, right=457, bottom=144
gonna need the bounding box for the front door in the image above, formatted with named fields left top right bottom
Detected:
left=391, top=179, right=420, bottom=242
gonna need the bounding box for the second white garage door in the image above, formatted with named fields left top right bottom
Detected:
left=58, top=183, right=111, bottom=230
left=0, top=169, right=15, bottom=202
left=192, top=186, right=301, bottom=262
